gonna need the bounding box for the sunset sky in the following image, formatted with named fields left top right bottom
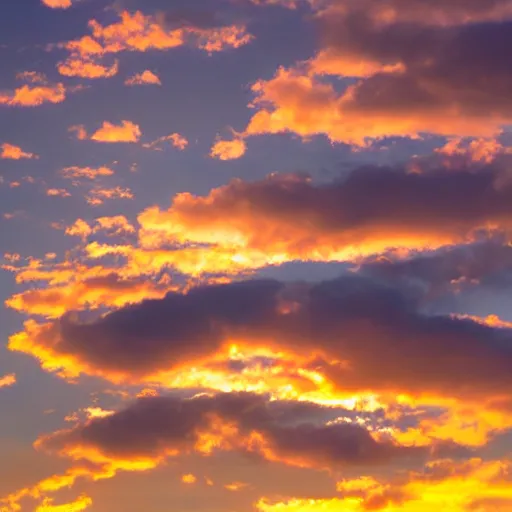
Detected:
left=2, top=1, right=512, bottom=511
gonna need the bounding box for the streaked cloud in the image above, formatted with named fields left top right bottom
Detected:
left=85, top=186, right=134, bottom=205
left=142, top=132, right=188, bottom=151
left=41, top=0, right=73, bottom=8
left=0, top=374, right=16, bottom=388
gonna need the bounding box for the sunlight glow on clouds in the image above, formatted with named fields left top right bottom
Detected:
left=2, top=1, right=512, bottom=511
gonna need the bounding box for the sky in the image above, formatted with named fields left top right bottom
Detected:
left=1, top=0, right=512, bottom=511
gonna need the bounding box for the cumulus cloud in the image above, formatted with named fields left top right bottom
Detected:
left=240, top=0, right=512, bottom=144
left=60, top=165, right=115, bottom=180
left=55, top=10, right=252, bottom=83
left=9, top=276, right=512, bottom=407
left=0, top=83, right=65, bottom=107
left=57, top=57, right=119, bottom=79
left=85, top=186, right=134, bottom=205
left=136, top=161, right=512, bottom=269
left=210, top=138, right=246, bottom=160
left=125, top=70, right=161, bottom=86
left=359, top=241, right=512, bottom=298
left=82, top=121, right=142, bottom=143
left=1, top=143, right=38, bottom=160
left=37, top=392, right=423, bottom=470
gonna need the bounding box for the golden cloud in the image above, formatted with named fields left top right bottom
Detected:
left=0, top=83, right=66, bottom=107
left=142, top=132, right=188, bottom=151
left=41, top=0, right=73, bottom=8
left=90, top=120, right=142, bottom=143
left=60, top=165, right=115, bottom=180
left=210, top=138, right=246, bottom=160
left=0, top=373, right=16, bottom=388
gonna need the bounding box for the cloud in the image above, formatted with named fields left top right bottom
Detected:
left=94, top=216, right=135, bottom=236
left=0, top=373, right=16, bottom=388
left=37, top=392, right=422, bottom=471
left=0, top=83, right=65, bottom=107
left=257, top=458, right=512, bottom=512
left=85, top=121, right=141, bottom=143
left=1, top=143, right=38, bottom=160
left=9, top=276, right=512, bottom=407
left=65, top=219, right=92, bottom=239
left=57, top=56, right=119, bottom=79
left=142, top=133, right=188, bottom=151
left=125, top=70, right=161, bottom=86
left=3, top=392, right=428, bottom=510
left=68, top=125, right=88, bottom=140
left=61, top=165, right=115, bottom=180
left=210, top=138, right=246, bottom=160
left=240, top=1, right=512, bottom=144
left=136, top=161, right=512, bottom=270
left=85, top=186, right=134, bottom=205
left=359, top=241, right=512, bottom=298
left=6, top=273, right=169, bottom=318
left=58, top=10, right=252, bottom=64
left=41, top=0, right=73, bottom=8
left=35, top=495, right=92, bottom=512
left=46, top=188, right=71, bottom=198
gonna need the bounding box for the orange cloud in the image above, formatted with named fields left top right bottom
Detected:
left=0, top=83, right=66, bottom=107
left=0, top=373, right=16, bottom=388
left=35, top=494, right=92, bottom=512
left=57, top=56, right=119, bottom=79
left=181, top=474, right=197, bottom=484
left=125, top=70, right=161, bottom=86
left=5, top=273, right=169, bottom=318
left=61, top=165, right=115, bottom=180
left=142, top=132, right=188, bottom=151
left=257, top=458, right=512, bottom=512
left=41, top=0, right=73, bottom=8
left=65, top=219, right=92, bottom=239
left=68, top=125, right=88, bottom=140
left=46, top=188, right=71, bottom=198
left=85, top=187, right=134, bottom=205
left=210, top=138, right=246, bottom=160
left=239, top=2, right=512, bottom=145
left=90, top=120, right=141, bottom=143
left=60, top=10, right=252, bottom=59
left=1, top=143, right=38, bottom=160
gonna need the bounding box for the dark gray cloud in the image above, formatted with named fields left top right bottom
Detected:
left=32, top=275, right=512, bottom=402
left=315, top=1, right=512, bottom=119
left=359, top=241, right=512, bottom=297
left=39, top=392, right=424, bottom=468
